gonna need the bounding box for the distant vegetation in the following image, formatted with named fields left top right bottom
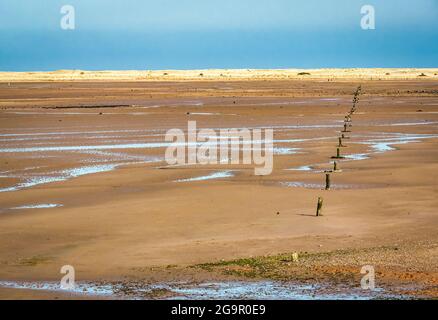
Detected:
left=297, top=72, right=311, bottom=76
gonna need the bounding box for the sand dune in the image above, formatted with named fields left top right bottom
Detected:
left=0, top=68, right=438, bottom=82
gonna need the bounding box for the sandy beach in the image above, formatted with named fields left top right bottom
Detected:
left=0, top=69, right=437, bottom=299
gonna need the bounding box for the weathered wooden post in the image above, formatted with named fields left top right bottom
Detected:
left=331, top=147, right=344, bottom=159
left=342, top=123, right=350, bottom=133
left=316, top=197, right=323, bottom=216
left=325, top=173, right=331, bottom=190
left=338, top=137, right=346, bottom=147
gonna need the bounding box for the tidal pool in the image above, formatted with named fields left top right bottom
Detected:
left=0, top=280, right=406, bottom=300
left=10, top=204, right=63, bottom=210
left=174, top=171, right=234, bottom=183
left=0, top=164, right=120, bottom=193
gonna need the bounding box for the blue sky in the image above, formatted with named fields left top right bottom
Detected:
left=0, top=0, right=437, bottom=70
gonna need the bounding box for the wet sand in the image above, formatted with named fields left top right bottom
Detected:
left=0, top=72, right=437, bottom=299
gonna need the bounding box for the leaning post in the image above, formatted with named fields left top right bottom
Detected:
left=316, top=197, right=323, bottom=216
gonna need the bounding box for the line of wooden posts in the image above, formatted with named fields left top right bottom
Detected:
left=316, top=85, right=362, bottom=216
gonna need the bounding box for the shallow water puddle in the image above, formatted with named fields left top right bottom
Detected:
left=0, top=280, right=404, bottom=300
left=2, top=128, right=436, bottom=194
left=174, top=171, right=234, bottom=183
left=343, top=153, right=370, bottom=161
left=0, top=142, right=177, bottom=153
left=280, top=182, right=323, bottom=189
left=370, top=143, right=395, bottom=152
left=360, top=133, right=438, bottom=153
left=378, top=121, right=438, bottom=127
left=273, top=147, right=300, bottom=155
left=0, top=138, right=300, bottom=153
left=77, top=150, right=162, bottom=162
left=10, top=203, right=63, bottom=210
left=285, top=165, right=314, bottom=171
left=280, top=181, right=364, bottom=190
left=285, top=133, right=438, bottom=173
left=0, top=281, right=115, bottom=297
left=6, top=112, right=154, bottom=116
left=189, top=112, right=237, bottom=116
left=0, top=129, right=159, bottom=138
left=0, top=164, right=120, bottom=193
left=319, top=98, right=341, bottom=101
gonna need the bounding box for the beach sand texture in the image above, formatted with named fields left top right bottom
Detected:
left=0, top=70, right=437, bottom=299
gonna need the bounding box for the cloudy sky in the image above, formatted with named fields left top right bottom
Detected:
left=0, top=0, right=437, bottom=70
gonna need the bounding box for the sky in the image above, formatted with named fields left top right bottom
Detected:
left=0, top=0, right=437, bottom=70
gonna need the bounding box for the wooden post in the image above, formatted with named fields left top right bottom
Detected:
left=325, top=173, right=331, bottom=190
left=316, top=197, right=323, bottom=216
left=331, top=147, right=344, bottom=159
left=338, top=137, right=345, bottom=147
left=334, top=161, right=338, bottom=171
